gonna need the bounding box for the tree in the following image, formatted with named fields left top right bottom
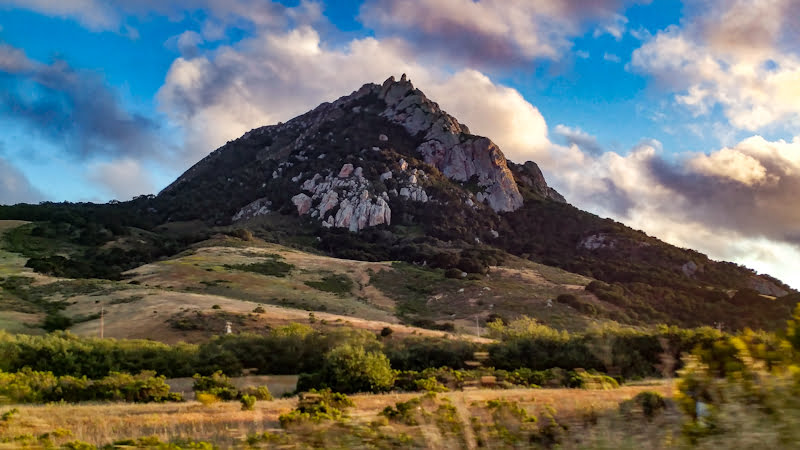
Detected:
left=319, top=345, right=395, bottom=393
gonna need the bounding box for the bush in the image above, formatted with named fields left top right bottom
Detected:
left=196, top=392, right=218, bottom=405
left=444, top=268, right=465, bottom=279
left=246, top=386, right=273, bottom=401
left=304, top=274, right=354, bottom=296
left=620, top=391, right=668, bottom=420
left=0, top=369, right=180, bottom=403
left=414, top=377, right=449, bottom=393
left=42, top=313, right=73, bottom=332
left=279, top=389, right=353, bottom=427
left=318, top=345, right=396, bottom=393
left=240, top=394, right=256, bottom=411
left=192, top=371, right=239, bottom=400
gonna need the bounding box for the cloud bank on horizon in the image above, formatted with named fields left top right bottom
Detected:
left=0, top=0, right=798, bottom=288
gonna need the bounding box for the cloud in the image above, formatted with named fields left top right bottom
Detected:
left=554, top=124, right=604, bottom=156
left=0, top=157, right=43, bottom=205
left=593, top=13, right=628, bottom=40
left=603, top=52, right=621, bottom=63
left=547, top=130, right=800, bottom=287
left=0, top=43, right=161, bottom=160
left=359, top=0, right=639, bottom=67
left=645, top=136, right=800, bottom=246
left=87, top=158, right=156, bottom=200
left=0, top=0, right=324, bottom=37
left=631, top=0, right=800, bottom=131
left=157, top=26, right=554, bottom=166
left=175, top=30, right=204, bottom=57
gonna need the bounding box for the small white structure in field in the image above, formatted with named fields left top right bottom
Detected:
left=225, top=321, right=232, bottom=334
left=546, top=299, right=553, bottom=308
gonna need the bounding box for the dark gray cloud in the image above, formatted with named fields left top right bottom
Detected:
left=555, top=124, right=605, bottom=156
left=644, top=142, right=800, bottom=248
left=359, top=0, right=641, bottom=68
left=0, top=156, right=43, bottom=205
left=0, top=44, right=160, bottom=160
left=590, top=178, right=636, bottom=217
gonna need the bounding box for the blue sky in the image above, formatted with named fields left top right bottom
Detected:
left=1, top=0, right=799, bottom=288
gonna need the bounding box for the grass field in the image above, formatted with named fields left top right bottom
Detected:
left=0, top=384, right=677, bottom=449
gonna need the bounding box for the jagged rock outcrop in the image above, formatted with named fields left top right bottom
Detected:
left=510, top=161, right=566, bottom=203
left=294, top=163, right=395, bottom=232
left=232, top=198, right=271, bottom=222
left=378, top=75, right=524, bottom=212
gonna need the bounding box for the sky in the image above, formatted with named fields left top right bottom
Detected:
left=0, top=0, right=799, bottom=288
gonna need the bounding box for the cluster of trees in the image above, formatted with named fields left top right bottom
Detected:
left=0, top=369, right=179, bottom=403
left=3, top=317, right=782, bottom=397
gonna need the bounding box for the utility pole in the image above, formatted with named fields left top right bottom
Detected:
left=100, top=306, right=104, bottom=339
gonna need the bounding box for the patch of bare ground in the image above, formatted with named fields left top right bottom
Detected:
left=123, top=244, right=398, bottom=322
left=66, top=288, right=490, bottom=344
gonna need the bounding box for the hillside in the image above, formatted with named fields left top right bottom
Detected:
left=0, top=75, right=796, bottom=332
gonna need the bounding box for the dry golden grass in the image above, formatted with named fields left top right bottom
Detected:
left=0, top=385, right=674, bottom=449
left=65, top=287, right=488, bottom=344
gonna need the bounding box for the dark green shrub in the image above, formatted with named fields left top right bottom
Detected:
left=444, top=268, right=465, bottom=279
left=192, top=371, right=239, bottom=400
left=304, top=274, right=354, bottom=296
left=317, top=345, right=395, bottom=393
left=42, top=313, right=73, bottom=332
left=279, top=389, right=353, bottom=427
left=620, top=391, right=668, bottom=420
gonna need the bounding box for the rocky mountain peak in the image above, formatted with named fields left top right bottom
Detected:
left=374, top=75, right=523, bottom=212
left=158, top=75, right=554, bottom=234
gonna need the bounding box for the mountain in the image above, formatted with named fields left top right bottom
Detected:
left=1, top=75, right=796, bottom=332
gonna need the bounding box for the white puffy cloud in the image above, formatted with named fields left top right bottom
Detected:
left=423, top=70, right=551, bottom=164
left=157, top=26, right=554, bottom=167
left=87, top=158, right=156, bottom=200
left=631, top=0, right=800, bottom=131
left=687, top=147, right=772, bottom=186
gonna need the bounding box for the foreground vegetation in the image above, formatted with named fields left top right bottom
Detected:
left=0, top=305, right=799, bottom=448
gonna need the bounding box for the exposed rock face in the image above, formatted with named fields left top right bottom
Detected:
left=295, top=163, right=395, bottom=232
left=682, top=261, right=699, bottom=277
left=510, top=161, right=566, bottom=203
left=338, top=163, right=354, bottom=178
left=292, top=193, right=312, bottom=215
left=748, top=276, right=789, bottom=297
left=232, top=198, right=272, bottom=222
left=580, top=234, right=616, bottom=250
left=378, top=75, right=523, bottom=212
